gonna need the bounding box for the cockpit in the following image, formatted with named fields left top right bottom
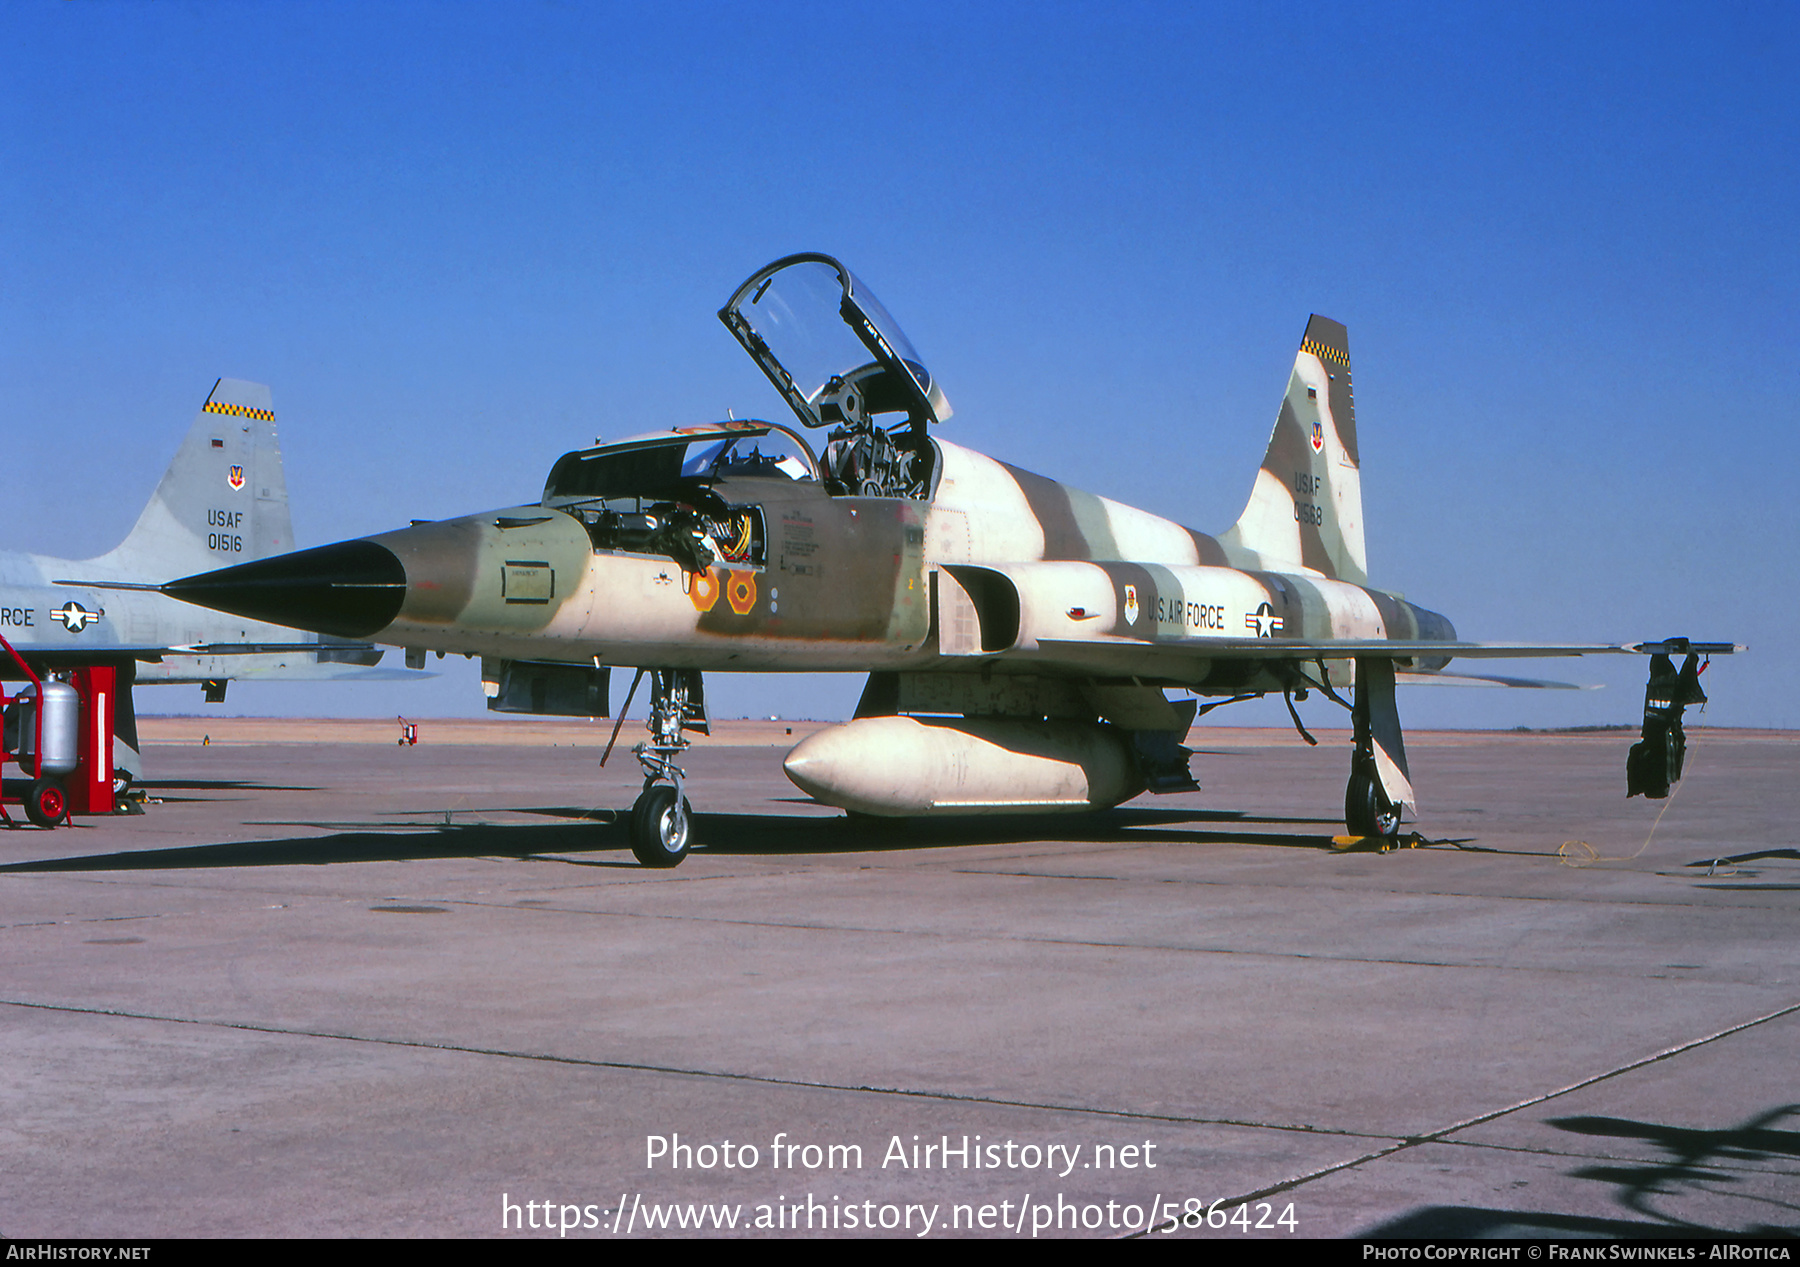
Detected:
left=542, top=421, right=817, bottom=575
left=719, top=253, right=949, bottom=500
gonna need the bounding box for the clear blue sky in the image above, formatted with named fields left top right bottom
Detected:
left=3, top=1, right=1794, bottom=729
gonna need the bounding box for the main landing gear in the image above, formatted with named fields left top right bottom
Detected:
left=1626, top=644, right=1708, bottom=799
left=626, top=668, right=709, bottom=867
left=1345, top=657, right=1411, bottom=839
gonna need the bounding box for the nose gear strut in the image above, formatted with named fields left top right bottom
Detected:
left=618, top=668, right=709, bottom=866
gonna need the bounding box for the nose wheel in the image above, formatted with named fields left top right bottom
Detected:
left=630, top=784, right=692, bottom=867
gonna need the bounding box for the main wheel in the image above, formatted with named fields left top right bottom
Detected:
left=1345, top=768, right=1400, bottom=837
left=630, top=785, right=692, bottom=867
left=26, top=778, right=67, bottom=829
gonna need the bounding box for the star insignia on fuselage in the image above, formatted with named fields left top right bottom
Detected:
left=52, top=601, right=102, bottom=633
left=1245, top=602, right=1283, bottom=638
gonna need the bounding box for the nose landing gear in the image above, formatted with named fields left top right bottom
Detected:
left=626, top=668, right=709, bottom=867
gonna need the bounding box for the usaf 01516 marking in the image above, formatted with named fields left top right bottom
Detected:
left=155, top=254, right=1734, bottom=865
left=11, top=379, right=427, bottom=787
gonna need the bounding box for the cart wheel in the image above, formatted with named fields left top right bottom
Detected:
left=26, top=779, right=67, bottom=829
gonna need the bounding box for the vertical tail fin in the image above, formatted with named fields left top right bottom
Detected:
left=1219, top=316, right=1368, bottom=585
left=89, top=379, right=295, bottom=575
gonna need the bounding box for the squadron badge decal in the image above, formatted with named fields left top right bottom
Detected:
left=1123, top=584, right=1139, bottom=626
left=228, top=464, right=246, bottom=491
left=726, top=571, right=758, bottom=615
left=688, top=569, right=721, bottom=612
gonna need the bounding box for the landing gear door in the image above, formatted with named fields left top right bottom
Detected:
left=719, top=253, right=952, bottom=432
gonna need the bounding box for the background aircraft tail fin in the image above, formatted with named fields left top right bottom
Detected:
left=90, top=379, right=296, bottom=577
left=1219, top=316, right=1369, bottom=585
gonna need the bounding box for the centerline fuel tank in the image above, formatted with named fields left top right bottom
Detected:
left=782, top=715, right=1144, bottom=817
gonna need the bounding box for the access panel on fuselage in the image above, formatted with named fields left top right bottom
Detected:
left=688, top=478, right=928, bottom=648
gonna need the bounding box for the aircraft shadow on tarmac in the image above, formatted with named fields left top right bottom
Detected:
left=1359, top=1104, right=1800, bottom=1238
left=0, top=804, right=1361, bottom=873
left=2, top=778, right=325, bottom=806
left=142, top=779, right=327, bottom=800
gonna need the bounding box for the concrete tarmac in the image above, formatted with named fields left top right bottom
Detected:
left=2, top=721, right=1795, bottom=1239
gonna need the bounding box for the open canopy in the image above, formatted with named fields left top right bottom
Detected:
left=719, top=253, right=951, bottom=431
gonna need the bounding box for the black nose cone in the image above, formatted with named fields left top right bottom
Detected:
left=163, top=539, right=407, bottom=638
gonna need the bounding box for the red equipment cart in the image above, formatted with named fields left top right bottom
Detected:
left=1, top=632, right=115, bottom=827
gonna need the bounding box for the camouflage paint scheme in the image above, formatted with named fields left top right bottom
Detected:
left=157, top=264, right=1730, bottom=840
left=330, top=317, right=1439, bottom=809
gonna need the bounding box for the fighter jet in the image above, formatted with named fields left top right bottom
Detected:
left=11, top=378, right=424, bottom=786
left=152, top=254, right=1732, bottom=864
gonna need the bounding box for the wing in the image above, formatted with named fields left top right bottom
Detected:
left=1395, top=670, right=1593, bottom=690
left=20, top=638, right=385, bottom=662
left=1022, top=636, right=1737, bottom=684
